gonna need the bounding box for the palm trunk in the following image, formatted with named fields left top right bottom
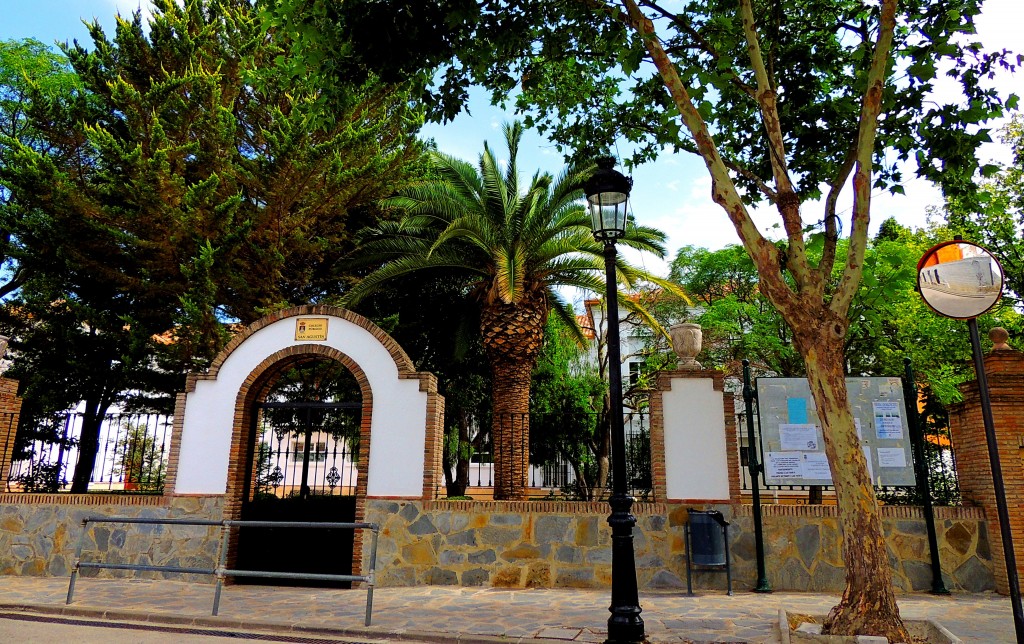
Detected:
left=479, top=296, right=546, bottom=502
left=490, top=356, right=531, bottom=500
left=793, top=321, right=910, bottom=641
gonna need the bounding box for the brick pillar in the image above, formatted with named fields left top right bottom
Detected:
left=948, top=328, right=1024, bottom=595
left=0, top=377, right=24, bottom=488
left=650, top=368, right=740, bottom=503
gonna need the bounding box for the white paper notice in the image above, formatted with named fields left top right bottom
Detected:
left=863, top=446, right=875, bottom=482
left=801, top=452, right=832, bottom=481
left=766, top=452, right=803, bottom=479
left=877, top=377, right=901, bottom=396
left=779, top=424, right=819, bottom=451
left=877, top=447, right=908, bottom=468
left=873, top=400, right=904, bottom=439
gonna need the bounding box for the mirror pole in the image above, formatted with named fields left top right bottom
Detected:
left=968, top=318, right=1024, bottom=642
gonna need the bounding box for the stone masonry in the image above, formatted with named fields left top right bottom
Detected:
left=0, top=495, right=223, bottom=580
left=363, top=499, right=992, bottom=592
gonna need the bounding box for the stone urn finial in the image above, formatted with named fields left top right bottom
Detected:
left=670, top=323, right=703, bottom=370
left=989, top=327, right=1012, bottom=351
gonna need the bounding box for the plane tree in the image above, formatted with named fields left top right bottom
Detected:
left=271, top=0, right=1021, bottom=636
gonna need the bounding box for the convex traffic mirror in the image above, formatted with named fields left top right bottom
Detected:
left=917, top=240, right=1004, bottom=320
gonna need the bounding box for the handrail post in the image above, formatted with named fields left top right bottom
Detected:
left=66, top=517, right=91, bottom=604
left=212, top=520, right=232, bottom=616
left=365, top=523, right=379, bottom=626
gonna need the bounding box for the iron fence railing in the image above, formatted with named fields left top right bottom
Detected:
left=451, top=411, right=652, bottom=500
left=4, top=404, right=960, bottom=505
left=5, top=412, right=173, bottom=493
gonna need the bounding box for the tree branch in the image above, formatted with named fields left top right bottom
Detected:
left=737, top=0, right=810, bottom=291
left=611, top=0, right=794, bottom=313
left=722, top=156, right=778, bottom=203
left=830, top=0, right=897, bottom=317
left=819, top=148, right=857, bottom=279
left=639, top=0, right=757, bottom=98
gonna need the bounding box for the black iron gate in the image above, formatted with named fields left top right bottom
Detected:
left=237, top=401, right=361, bottom=587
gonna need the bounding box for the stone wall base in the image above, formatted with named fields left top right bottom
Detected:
left=0, top=495, right=223, bottom=580
left=0, top=495, right=993, bottom=594
left=364, top=500, right=994, bottom=593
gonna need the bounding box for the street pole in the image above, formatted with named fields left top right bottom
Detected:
left=742, top=360, right=771, bottom=592
left=902, top=358, right=948, bottom=595
left=602, top=241, right=644, bottom=644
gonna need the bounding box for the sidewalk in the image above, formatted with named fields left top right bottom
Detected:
left=0, top=575, right=1014, bottom=642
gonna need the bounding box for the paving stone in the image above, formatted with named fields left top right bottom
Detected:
left=953, top=555, right=997, bottom=592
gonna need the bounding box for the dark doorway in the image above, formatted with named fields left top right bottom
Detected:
left=237, top=359, right=362, bottom=587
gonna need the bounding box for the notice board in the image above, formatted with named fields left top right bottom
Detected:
left=755, top=377, right=916, bottom=487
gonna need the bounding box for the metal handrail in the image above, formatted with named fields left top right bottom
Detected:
left=66, top=516, right=380, bottom=625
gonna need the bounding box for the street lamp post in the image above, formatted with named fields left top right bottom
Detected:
left=584, top=156, right=644, bottom=644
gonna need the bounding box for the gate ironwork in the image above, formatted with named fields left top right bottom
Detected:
left=238, top=400, right=362, bottom=587
left=252, top=401, right=361, bottom=499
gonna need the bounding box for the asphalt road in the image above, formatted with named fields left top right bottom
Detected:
left=0, top=612, right=403, bottom=644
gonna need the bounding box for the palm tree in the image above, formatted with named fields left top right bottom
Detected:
left=346, top=122, right=681, bottom=500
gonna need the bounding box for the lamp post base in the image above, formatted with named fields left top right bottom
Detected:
left=606, top=493, right=644, bottom=644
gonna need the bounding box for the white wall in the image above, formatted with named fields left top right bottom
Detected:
left=174, top=314, right=429, bottom=497
left=661, top=377, right=730, bottom=501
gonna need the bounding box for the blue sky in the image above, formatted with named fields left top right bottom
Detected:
left=2, top=0, right=1020, bottom=277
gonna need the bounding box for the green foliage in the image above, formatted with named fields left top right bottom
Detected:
left=670, top=244, right=801, bottom=376
left=943, top=114, right=1024, bottom=307
left=0, top=1, right=428, bottom=488
left=530, top=315, right=607, bottom=500
left=113, top=423, right=167, bottom=493
left=14, top=461, right=65, bottom=493
left=0, top=39, right=81, bottom=300
left=296, top=0, right=1019, bottom=202
left=346, top=121, right=679, bottom=324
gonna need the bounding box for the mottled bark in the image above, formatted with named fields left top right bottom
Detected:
left=791, top=311, right=910, bottom=642
left=611, top=0, right=906, bottom=634
left=480, top=295, right=546, bottom=501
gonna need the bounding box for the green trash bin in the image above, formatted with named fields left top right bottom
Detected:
left=685, top=509, right=732, bottom=595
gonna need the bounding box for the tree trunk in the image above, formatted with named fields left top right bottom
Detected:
left=479, top=296, right=546, bottom=501
left=490, top=355, right=532, bottom=500
left=70, top=400, right=106, bottom=494
left=791, top=314, right=910, bottom=641
left=456, top=412, right=472, bottom=493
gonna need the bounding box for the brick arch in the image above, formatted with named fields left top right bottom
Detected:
left=183, top=304, right=418, bottom=393
left=167, top=306, right=444, bottom=506
left=221, top=345, right=374, bottom=524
